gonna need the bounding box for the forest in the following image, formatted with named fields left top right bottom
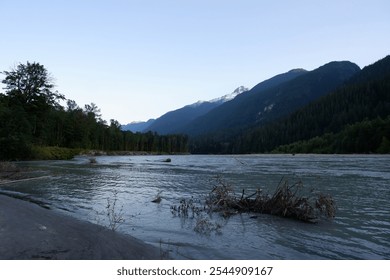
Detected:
left=1, top=56, right=389, bottom=160
left=190, top=56, right=390, bottom=154
left=0, top=62, right=188, bottom=160
left=273, top=116, right=390, bottom=154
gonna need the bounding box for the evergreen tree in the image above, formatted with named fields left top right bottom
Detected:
left=0, top=62, right=189, bottom=160
left=1, top=62, right=65, bottom=143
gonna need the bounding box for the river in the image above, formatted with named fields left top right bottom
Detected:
left=2, top=154, right=389, bottom=259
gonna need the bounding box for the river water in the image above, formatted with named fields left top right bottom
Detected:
left=2, top=154, right=389, bottom=259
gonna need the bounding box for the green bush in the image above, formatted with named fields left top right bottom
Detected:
left=30, top=146, right=81, bottom=160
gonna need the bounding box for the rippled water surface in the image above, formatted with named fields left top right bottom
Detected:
left=3, top=155, right=390, bottom=259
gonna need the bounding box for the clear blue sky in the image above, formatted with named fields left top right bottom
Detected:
left=1, top=0, right=389, bottom=124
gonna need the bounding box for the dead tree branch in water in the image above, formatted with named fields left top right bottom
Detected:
left=205, top=176, right=336, bottom=223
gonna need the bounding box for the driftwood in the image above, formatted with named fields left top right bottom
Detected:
left=151, top=190, right=163, bottom=203
left=205, top=177, right=336, bottom=223
left=0, top=161, right=51, bottom=186
left=171, top=177, right=336, bottom=224
left=0, top=161, right=21, bottom=180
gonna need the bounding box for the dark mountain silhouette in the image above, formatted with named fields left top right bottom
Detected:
left=190, top=55, right=390, bottom=154
left=183, top=61, right=360, bottom=136
left=145, top=86, right=248, bottom=134
left=121, top=119, right=155, bottom=132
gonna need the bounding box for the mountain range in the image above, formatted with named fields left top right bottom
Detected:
left=122, top=55, right=389, bottom=154
left=190, top=56, right=390, bottom=154
left=121, top=119, right=155, bottom=133
left=124, top=60, right=360, bottom=136
left=229, top=55, right=390, bottom=154
left=143, top=86, right=249, bottom=134
left=181, top=61, right=360, bottom=136
left=122, top=86, right=248, bottom=133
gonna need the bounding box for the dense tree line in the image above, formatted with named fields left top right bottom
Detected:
left=273, top=117, right=390, bottom=154
left=190, top=55, right=390, bottom=154
left=0, top=62, right=188, bottom=160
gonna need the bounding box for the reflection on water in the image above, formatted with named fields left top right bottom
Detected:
left=2, top=154, right=390, bottom=259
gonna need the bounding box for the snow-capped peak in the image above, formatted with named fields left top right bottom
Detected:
left=210, top=86, right=249, bottom=103
left=190, top=100, right=205, bottom=106
left=188, top=86, right=248, bottom=108
left=234, top=86, right=250, bottom=95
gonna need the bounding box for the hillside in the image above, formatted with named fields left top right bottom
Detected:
left=121, top=119, right=155, bottom=132
left=203, top=55, right=390, bottom=154
left=183, top=61, right=359, bottom=136
left=144, top=86, right=248, bottom=134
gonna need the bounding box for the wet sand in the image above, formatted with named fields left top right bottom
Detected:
left=0, top=194, right=161, bottom=260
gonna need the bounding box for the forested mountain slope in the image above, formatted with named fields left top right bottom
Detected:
left=184, top=61, right=359, bottom=137
left=230, top=55, right=390, bottom=153
left=144, top=86, right=248, bottom=134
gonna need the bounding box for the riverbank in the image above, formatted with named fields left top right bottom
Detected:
left=1, top=145, right=190, bottom=161
left=0, top=194, right=161, bottom=260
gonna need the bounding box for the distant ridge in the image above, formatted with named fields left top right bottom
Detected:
left=182, top=61, right=360, bottom=136
left=143, top=86, right=248, bottom=134
left=230, top=55, right=390, bottom=154
left=121, top=119, right=155, bottom=132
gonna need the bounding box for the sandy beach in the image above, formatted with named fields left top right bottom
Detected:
left=0, top=194, right=161, bottom=260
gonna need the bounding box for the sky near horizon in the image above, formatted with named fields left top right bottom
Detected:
left=1, top=0, right=389, bottom=124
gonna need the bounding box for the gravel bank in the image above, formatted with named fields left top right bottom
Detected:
left=0, top=194, right=160, bottom=260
